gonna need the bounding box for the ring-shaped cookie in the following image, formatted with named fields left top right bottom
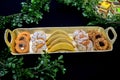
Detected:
left=15, top=35, right=29, bottom=43
left=93, top=32, right=103, bottom=41
left=19, top=32, right=30, bottom=40
left=88, top=30, right=103, bottom=41
left=94, top=38, right=108, bottom=50
left=15, top=40, right=29, bottom=53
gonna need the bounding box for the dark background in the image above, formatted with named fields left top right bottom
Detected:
left=0, top=0, right=120, bottom=80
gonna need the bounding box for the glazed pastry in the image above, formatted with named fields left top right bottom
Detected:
left=19, top=31, right=30, bottom=40
left=94, top=38, right=108, bottom=50
left=77, top=40, right=93, bottom=51
left=31, top=31, right=46, bottom=42
left=32, top=39, right=46, bottom=53
left=15, top=31, right=30, bottom=53
left=15, top=35, right=29, bottom=43
left=88, top=30, right=96, bottom=40
left=15, top=31, right=30, bottom=42
left=73, top=30, right=88, bottom=41
left=93, top=32, right=103, bottom=41
left=15, top=41, right=29, bottom=53
left=37, top=45, right=46, bottom=53
left=88, top=30, right=109, bottom=50
left=73, top=30, right=93, bottom=51
left=88, top=30, right=103, bottom=41
left=31, top=31, right=46, bottom=53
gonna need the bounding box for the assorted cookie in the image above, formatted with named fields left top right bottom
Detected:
left=46, top=30, right=75, bottom=52
left=73, top=30, right=93, bottom=51
left=14, top=29, right=110, bottom=54
left=73, top=29, right=109, bottom=51
left=31, top=31, right=46, bottom=53
left=88, top=30, right=109, bottom=50
left=15, top=31, right=30, bottom=53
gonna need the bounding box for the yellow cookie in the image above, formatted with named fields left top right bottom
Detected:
left=48, top=42, right=75, bottom=52
left=48, top=37, right=74, bottom=49
left=46, top=34, right=72, bottom=46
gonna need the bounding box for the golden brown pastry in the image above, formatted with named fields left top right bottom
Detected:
left=15, top=40, right=29, bottom=53
left=15, top=31, right=30, bottom=53
left=94, top=38, right=108, bottom=50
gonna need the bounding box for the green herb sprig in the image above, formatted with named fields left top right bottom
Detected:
left=0, top=0, right=50, bottom=28
left=57, top=0, right=120, bottom=28
left=0, top=49, right=66, bottom=80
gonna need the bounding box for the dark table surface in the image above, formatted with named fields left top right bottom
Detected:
left=0, top=0, right=120, bottom=80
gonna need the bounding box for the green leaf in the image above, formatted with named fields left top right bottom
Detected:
left=12, top=70, right=15, bottom=74
left=7, top=63, right=12, bottom=68
left=7, top=57, right=14, bottom=62
left=11, top=64, right=15, bottom=68
left=63, top=68, right=66, bottom=74
left=13, top=74, right=17, bottom=80
left=35, top=75, right=39, bottom=78
left=53, top=68, right=58, bottom=73
left=12, top=58, right=18, bottom=62
left=30, top=73, right=34, bottom=78
left=82, top=12, right=88, bottom=17
left=87, top=21, right=97, bottom=25
left=31, top=0, right=34, bottom=3
left=77, top=7, right=80, bottom=10
left=18, top=23, right=22, bottom=27
left=44, top=4, right=50, bottom=12
left=40, top=77, right=45, bottom=80
left=0, top=70, right=8, bottom=77
left=58, top=55, right=63, bottom=60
